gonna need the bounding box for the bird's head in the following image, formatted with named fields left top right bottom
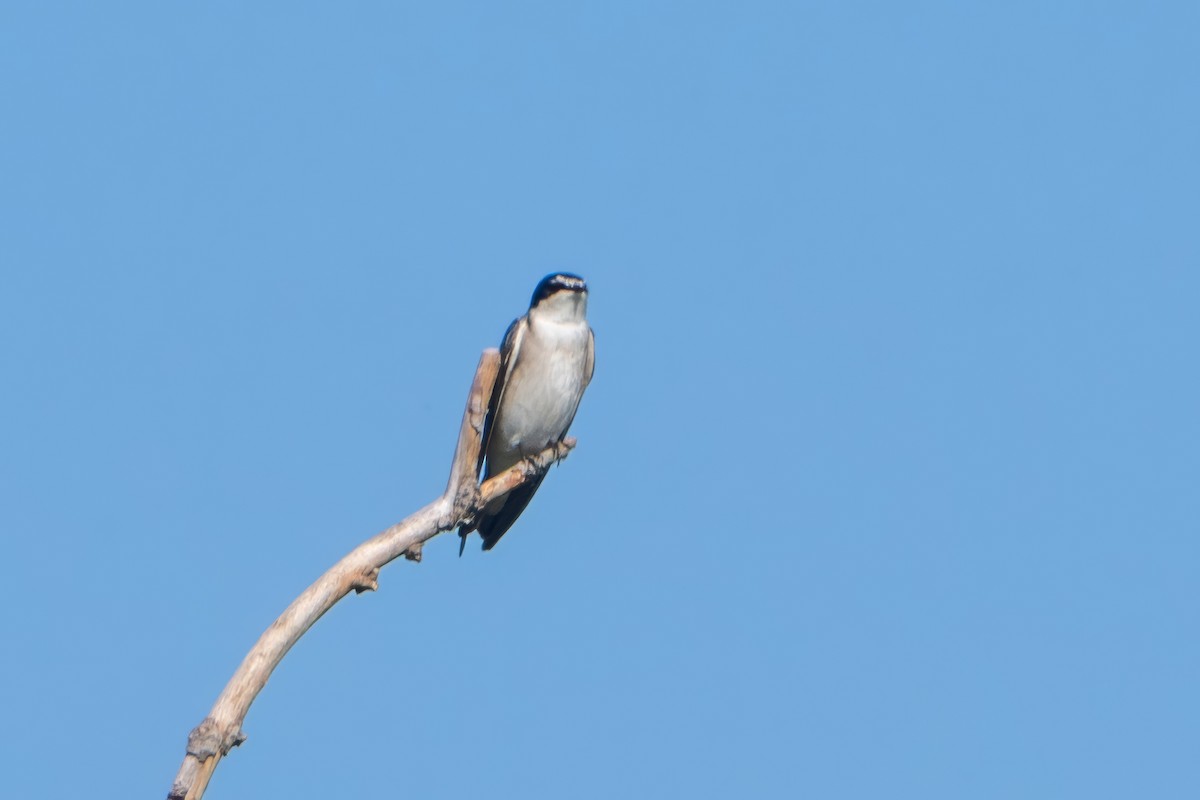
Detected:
left=529, top=272, right=588, bottom=321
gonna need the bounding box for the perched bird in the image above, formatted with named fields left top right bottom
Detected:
left=459, top=273, right=595, bottom=553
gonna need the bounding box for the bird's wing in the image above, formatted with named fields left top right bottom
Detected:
left=556, top=325, right=594, bottom=437
left=477, top=471, right=548, bottom=551
left=459, top=315, right=526, bottom=553
left=584, top=326, right=595, bottom=388
left=477, top=315, right=525, bottom=478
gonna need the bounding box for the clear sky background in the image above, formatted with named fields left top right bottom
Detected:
left=1, top=3, right=1197, bottom=798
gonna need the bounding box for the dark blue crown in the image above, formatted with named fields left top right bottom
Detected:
left=531, top=272, right=587, bottom=306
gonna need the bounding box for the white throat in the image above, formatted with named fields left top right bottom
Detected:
left=531, top=290, right=588, bottom=324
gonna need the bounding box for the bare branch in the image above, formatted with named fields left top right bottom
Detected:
left=168, top=349, right=575, bottom=800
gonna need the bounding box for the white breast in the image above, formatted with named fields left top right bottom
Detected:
left=489, top=316, right=591, bottom=469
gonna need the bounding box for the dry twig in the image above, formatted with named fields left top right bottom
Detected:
left=168, top=349, right=576, bottom=800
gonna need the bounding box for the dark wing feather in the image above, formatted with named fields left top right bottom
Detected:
left=476, top=315, right=525, bottom=478
left=458, top=316, right=525, bottom=553
left=477, top=471, right=547, bottom=551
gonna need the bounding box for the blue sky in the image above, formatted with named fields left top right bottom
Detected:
left=1, top=3, right=1197, bottom=798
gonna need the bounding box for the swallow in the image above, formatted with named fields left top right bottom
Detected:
left=459, top=273, right=595, bottom=552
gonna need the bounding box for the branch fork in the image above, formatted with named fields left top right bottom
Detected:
left=168, top=349, right=576, bottom=800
